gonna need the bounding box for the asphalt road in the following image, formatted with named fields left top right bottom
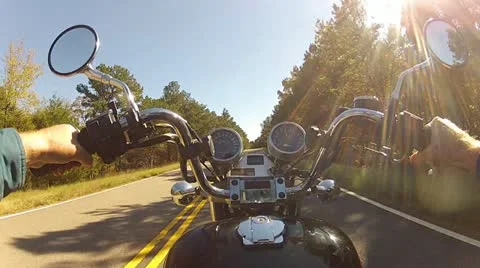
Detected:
left=1, top=170, right=479, bottom=267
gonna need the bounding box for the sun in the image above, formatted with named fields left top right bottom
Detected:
left=365, top=0, right=405, bottom=27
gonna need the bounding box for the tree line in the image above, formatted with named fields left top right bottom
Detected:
left=0, top=43, right=248, bottom=188
left=253, top=0, right=480, bottom=148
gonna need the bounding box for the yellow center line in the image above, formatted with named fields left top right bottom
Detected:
left=146, top=199, right=208, bottom=268
left=124, top=197, right=200, bottom=268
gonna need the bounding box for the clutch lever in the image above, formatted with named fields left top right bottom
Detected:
left=396, top=111, right=431, bottom=155
left=131, top=133, right=179, bottom=149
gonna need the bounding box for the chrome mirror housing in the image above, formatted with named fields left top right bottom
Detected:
left=49, top=24, right=141, bottom=122
left=48, top=25, right=98, bottom=76
left=171, top=181, right=197, bottom=206
left=424, top=19, right=468, bottom=68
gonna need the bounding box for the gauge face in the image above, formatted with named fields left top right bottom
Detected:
left=270, top=123, right=305, bottom=153
left=210, top=128, right=243, bottom=162
left=267, top=122, right=306, bottom=161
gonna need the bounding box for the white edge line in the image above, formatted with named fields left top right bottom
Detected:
left=5, top=170, right=478, bottom=248
left=340, top=187, right=480, bottom=248
left=0, top=169, right=180, bottom=220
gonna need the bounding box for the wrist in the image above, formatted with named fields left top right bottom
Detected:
left=19, top=131, right=50, bottom=167
left=458, top=140, right=480, bottom=174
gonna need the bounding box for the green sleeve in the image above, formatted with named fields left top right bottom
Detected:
left=0, top=128, right=27, bottom=200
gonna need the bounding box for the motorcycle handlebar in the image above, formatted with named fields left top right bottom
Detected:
left=304, top=108, right=432, bottom=183
left=142, top=108, right=328, bottom=199
left=30, top=108, right=229, bottom=200
left=169, top=106, right=430, bottom=199
left=299, top=108, right=385, bottom=193
left=140, top=108, right=230, bottom=200
left=31, top=107, right=431, bottom=202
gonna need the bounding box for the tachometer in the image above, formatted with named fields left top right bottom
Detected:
left=267, top=122, right=306, bottom=161
left=210, top=128, right=243, bottom=164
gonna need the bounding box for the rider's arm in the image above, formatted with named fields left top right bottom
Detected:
left=0, top=128, right=27, bottom=200
left=1, top=124, right=93, bottom=200
left=19, top=124, right=93, bottom=169
left=455, top=143, right=480, bottom=176
left=410, top=117, right=480, bottom=176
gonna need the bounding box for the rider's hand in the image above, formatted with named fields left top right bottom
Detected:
left=20, top=124, right=93, bottom=169
left=410, top=117, right=480, bottom=174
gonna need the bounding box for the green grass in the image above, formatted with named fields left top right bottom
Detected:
left=0, top=163, right=179, bottom=216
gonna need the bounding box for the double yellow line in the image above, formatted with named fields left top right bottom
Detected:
left=125, top=197, right=207, bottom=268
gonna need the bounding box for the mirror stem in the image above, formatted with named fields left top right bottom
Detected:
left=391, top=57, right=432, bottom=100
left=384, top=57, right=432, bottom=148
left=84, top=64, right=140, bottom=122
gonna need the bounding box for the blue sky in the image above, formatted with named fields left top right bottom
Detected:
left=1, top=0, right=395, bottom=140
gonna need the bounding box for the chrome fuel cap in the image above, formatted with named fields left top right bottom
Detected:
left=237, top=216, right=285, bottom=247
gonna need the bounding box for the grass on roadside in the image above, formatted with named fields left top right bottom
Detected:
left=0, top=163, right=179, bottom=216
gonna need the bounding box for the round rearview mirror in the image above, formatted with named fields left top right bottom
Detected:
left=48, top=25, right=99, bottom=76
left=424, top=19, right=468, bottom=67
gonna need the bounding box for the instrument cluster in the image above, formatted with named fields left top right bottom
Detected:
left=209, top=128, right=243, bottom=165
left=267, top=122, right=306, bottom=161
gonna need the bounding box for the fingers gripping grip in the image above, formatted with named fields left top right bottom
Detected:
left=30, top=128, right=95, bottom=176
left=396, top=111, right=431, bottom=154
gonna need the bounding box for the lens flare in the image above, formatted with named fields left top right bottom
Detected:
left=365, top=0, right=404, bottom=27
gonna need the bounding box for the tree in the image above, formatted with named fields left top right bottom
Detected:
left=252, top=115, right=272, bottom=148
left=75, top=64, right=144, bottom=119
left=0, top=41, right=42, bottom=130
left=72, top=96, right=89, bottom=125
left=401, top=0, right=480, bottom=133
left=32, top=95, right=78, bottom=129
left=402, top=0, right=479, bottom=44
left=275, top=0, right=376, bottom=127
left=214, top=108, right=249, bottom=148
left=256, top=0, right=405, bottom=146
left=142, top=81, right=250, bottom=146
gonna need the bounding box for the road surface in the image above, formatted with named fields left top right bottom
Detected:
left=1, top=170, right=479, bottom=267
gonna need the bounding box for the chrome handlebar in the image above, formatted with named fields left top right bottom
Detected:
left=287, top=59, right=435, bottom=195
left=140, top=108, right=229, bottom=200
left=89, top=57, right=434, bottom=203
left=304, top=108, right=386, bottom=190
left=140, top=107, right=386, bottom=201
left=84, top=64, right=141, bottom=122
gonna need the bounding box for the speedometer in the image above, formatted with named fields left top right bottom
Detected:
left=267, top=122, right=306, bottom=161
left=210, top=128, right=243, bottom=164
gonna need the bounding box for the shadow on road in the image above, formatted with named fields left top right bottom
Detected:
left=11, top=199, right=182, bottom=265
left=302, top=193, right=480, bottom=268
left=11, top=173, right=480, bottom=268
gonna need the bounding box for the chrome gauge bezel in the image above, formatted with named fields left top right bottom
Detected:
left=267, top=121, right=306, bottom=161
left=209, top=127, right=243, bottom=164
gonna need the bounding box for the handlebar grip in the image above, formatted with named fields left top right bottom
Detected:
left=77, top=128, right=96, bottom=154
left=30, top=128, right=96, bottom=176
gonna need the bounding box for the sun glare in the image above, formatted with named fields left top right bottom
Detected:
left=365, top=0, right=405, bottom=27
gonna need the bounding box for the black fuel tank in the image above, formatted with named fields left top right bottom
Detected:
left=164, top=216, right=362, bottom=268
